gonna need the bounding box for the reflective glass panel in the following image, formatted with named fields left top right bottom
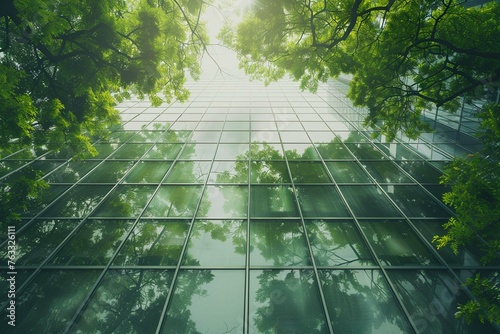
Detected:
left=284, top=143, right=320, bottom=160
left=250, top=186, right=299, bottom=217
left=198, top=186, right=248, bottom=218
left=345, top=143, right=386, bottom=159
left=388, top=270, right=496, bottom=334
left=289, top=162, right=331, bottom=183
left=339, top=186, right=401, bottom=217
left=306, top=220, right=374, bottom=266
left=164, top=161, right=211, bottom=184
left=249, top=270, right=328, bottom=333
left=319, top=269, right=413, bottom=333
left=49, top=219, right=133, bottom=265
left=144, top=186, right=202, bottom=217
left=162, top=270, right=244, bottom=334
left=210, top=160, right=248, bottom=183
left=124, top=161, right=171, bottom=183
left=250, top=220, right=311, bottom=266
left=72, top=270, right=173, bottom=333
left=396, top=161, right=443, bottom=183
left=91, top=185, right=155, bottom=217
left=296, top=186, right=350, bottom=217
left=110, top=143, right=153, bottom=159
left=251, top=160, right=290, bottom=183
left=0, top=270, right=100, bottom=334
left=316, top=142, right=354, bottom=159
left=179, top=143, right=217, bottom=160
left=113, top=220, right=190, bottom=266
left=359, top=220, right=441, bottom=266
left=361, top=161, right=412, bottom=183
left=46, top=160, right=99, bottom=183
left=81, top=161, right=135, bottom=183
left=41, top=185, right=112, bottom=217
left=326, top=161, right=372, bottom=183
left=383, top=185, right=451, bottom=217
left=183, top=220, right=246, bottom=266
left=143, top=143, right=183, bottom=159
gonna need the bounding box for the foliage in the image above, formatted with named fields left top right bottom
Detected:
left=0, top=0, right=208, bottom=221
left=223, top=0, right=500, bottom=140
left=434, top=103, right=500, bottom=324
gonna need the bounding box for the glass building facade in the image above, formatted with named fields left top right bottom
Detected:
left=1, top=60, right=499, bottom=333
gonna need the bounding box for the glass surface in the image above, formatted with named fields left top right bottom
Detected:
left=164, top=161, right=211, bottom=184
left=144, top=186, right=202, bottom=217
left=251, top=130, right=280, bottom=142
left=250, top=185, right=299, bottom=217
left=179, top=143, right=217, bottom=160
left=113, top=220, right=190, bottom=266
left=220, top=131, right=250, bottom=142
left=189, top=130, right=221, bottom=143
left=383, top=185, right=451, bottom=217
left=210, top=160, right=248, bottom=183
left=250, top=143, right=284, bottom=159
left=251, top=160, right=290, bottom=183
left=280, top=131, right=310, bottom=143
left=250, top=220, right=311, bottom=266
left=0, top=270, right=100, bottom=334
left=92, top=185, right=155, bottom=217
left=296, top=185, right=350, bottom=217
left=110, top=143, right=153, bottom=159
left=388, top=270, right=497, bottom=334
left=339, top=185, right=401, bottom=217
left=183, top=220, right=246, bottom=266
left=23, top=184, right=71, bottom=216
left=72, top=270, right=173, bottom=333
left=359, top=220, right=441, bottom=266
left=284, top=143, right=321, bottom=160
left=306, top=220, right=374, bottom=266
left=361, top=161, right=412, bottom=183
left=396, top=161, right=443, bottom=183
left=82, top=161, right=135, bottom=183
left=289, top=162, right=331, bottom=183
left=326, top=161, right=372, bottom=183
left=1, top=219, right=79, bottom=265
left=319, top=269, right=413, bottom=333
left=92, top=143, right=119, bottom=158
left=41, top=185, right=112, bottom=217
left=49, top=219, right=133, bottom=265
left=215, top=143, right=249, bottom=159
left=198, top=186, right=248, bottom=218
left=124, top=161, right=172, bottom=183
left=249, top=270, right=328, bottom=333
left=345, top=143, right=386, bottom=159
left=143, top=143, right=183, bottom=159
left=316, top=142, right=353, bottom=159
left=162, top=270, right=244, bottom=334
left=46, top=160, right=99, bottom=183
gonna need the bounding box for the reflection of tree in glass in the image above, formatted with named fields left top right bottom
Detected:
left=250, top=220, right=311, bottom=266
left=319, top=269, right=413, bottom=333
left=71, top=270, right=174, bottom=333
left=251, top=269, right=328, bottom=333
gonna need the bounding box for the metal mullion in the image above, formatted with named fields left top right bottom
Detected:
left=277, top=90, right=336, bottom=334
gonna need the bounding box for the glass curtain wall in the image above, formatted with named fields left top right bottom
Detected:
left=1, top=76, right=498, bottom=333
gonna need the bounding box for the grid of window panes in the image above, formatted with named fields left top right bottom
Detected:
left=1, top=77, right=499, bottom=334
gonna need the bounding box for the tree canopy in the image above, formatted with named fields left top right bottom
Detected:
left=0, top=0, right=207, bottom=157
left=222, top=0, right=500, bottom=139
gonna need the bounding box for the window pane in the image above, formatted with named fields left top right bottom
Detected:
left=124, top=161, right=172, bottom=183
left=0, top=270, right=100, bottom=333
left=251, top=160, right=290, bottom=183
left=179, top=143, right=217, bottom=160
left=41, top=185, right=112, bottom=217
left=284, top=143, right=320, bottom=160
left=49, top=219, right=133, bottom=265
left=72, top=270, right=173, bottom=333
left=326, top=161, right=371, bottom=183
left=144, top=186, right=202, bottom=217
left=110, top=143, right=153, bottom=159
left=82, top=161, right=135, bottom=183
left=306, top=220, right=374, bottom=266
left=46, top=160, right=99, bottom=183
left=113, top=220, right=190, bottom=266
left=345, top=143, right=386, bottom=159
left=289, top=162, right=331, bottom=183
left=250, top=186, right=299, bottom=217
left=339, top=185, right=401, bottom=217
left=396, top=161, right=443, bottom=183
left=197, top=186, right=248, bottom=218
left=144, top=143, right=183, bottom=159
left=388, top=270, right=496, bottom=334
left=359, top=220, right=441, bottom=266
left=319, top=270, right=413, bottom=333
left=91, top=185, right=155, bottom=217
left=250, top=220, right=311, bottom=266
left=183, top=220, right=246, bottom=267
left=361, top=161, right=412, bottom=183
left=316, top=142, right=353, bottom=159
left=383, top=185, right=450, bottom=217
left=164, top=161, right=211, bottom=184
left=209, top=160, right=248, bottom=183
left=249, top=270, right=328, bottom=333
left=162, top=270, right=244, bottom=334
left=296, top=186, right=350, bottom=217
